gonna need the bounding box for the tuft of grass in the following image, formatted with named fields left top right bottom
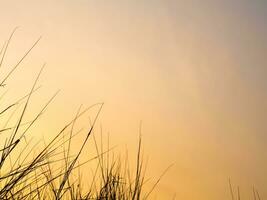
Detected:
left=0, top=29, right=170, bottom=200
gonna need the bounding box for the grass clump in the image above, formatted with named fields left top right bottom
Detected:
left=0, top=29, right=167, bottom=200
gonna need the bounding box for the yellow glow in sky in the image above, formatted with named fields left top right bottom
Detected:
left=1, top=0, right=267, bottom=199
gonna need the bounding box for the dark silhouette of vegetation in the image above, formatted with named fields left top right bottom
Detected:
left=0, top=29, right=169, bottom=200
left=228, top=179, right=261, bottom=200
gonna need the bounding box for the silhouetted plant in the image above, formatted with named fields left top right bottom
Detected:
left=0, top=29, right=169, bottom=200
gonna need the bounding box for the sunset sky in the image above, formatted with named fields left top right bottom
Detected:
left=1, top=0, right=267, bottom=199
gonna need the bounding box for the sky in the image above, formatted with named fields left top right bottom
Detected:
left=1, top=0, right=267, bottom=199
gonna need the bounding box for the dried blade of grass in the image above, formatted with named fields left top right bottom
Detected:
left=229, top=179, right=235, bottom=200
left=7, top=65, right=44, bottom=150
left=0, top=41, right=7, bottom=59
left=64, top=105, right=83, bottom=200
left=92, top=129, right=106, bottom=183
left=19, top=90, right=60, bottom=141
left=55, top=103, right=103, bottom=199
left=0, top=85, right=42, bottom=119
left=253, top=187, right=257, bottom=200
left=0, top=27, right=19, bottom=70
left=144, top=164, right=173, bottom=200
left=256, top=189, right=261, bottom=200
left=0, top=36, right=41, bottom=87
left=132, top=125, right=142, bottom=200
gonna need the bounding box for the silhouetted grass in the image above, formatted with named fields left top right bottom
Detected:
left=228, top=179, right=262, bottom=200
left=0, top=29, right=169, bottom=200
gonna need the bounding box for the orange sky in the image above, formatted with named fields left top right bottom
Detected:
left=1, top=0, right=267, bottom=199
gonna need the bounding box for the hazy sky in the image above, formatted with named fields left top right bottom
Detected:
left=1, top=0, right=267, bottom=199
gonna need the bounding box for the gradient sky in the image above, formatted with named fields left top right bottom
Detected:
left=1, top=0, right=267, bottom=199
